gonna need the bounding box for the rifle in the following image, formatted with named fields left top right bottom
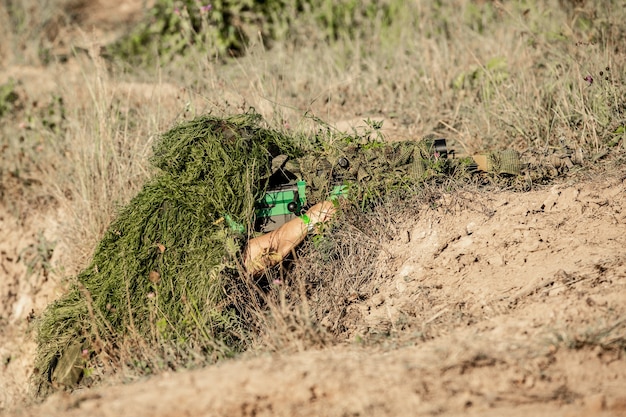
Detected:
left=229, top=137, right=521, bottom=234
left=251, top=138, right=450, bottom=233
left=253, top=180, right=347, bottom=233
left=222, top=176, right=346, bottom=234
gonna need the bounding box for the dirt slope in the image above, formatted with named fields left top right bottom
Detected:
left=5, top=171, right=625, bottom=417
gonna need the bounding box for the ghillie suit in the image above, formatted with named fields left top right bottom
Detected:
left=279, top=136, right=522, bottom=210
left=293, top=137, right=473, bottom=204
left=33, top=112, right=523, bottom=395
left=33, top=112, right=302, bottom=394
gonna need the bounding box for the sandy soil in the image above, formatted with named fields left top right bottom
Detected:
left=2, top=169, right=625, bottom=417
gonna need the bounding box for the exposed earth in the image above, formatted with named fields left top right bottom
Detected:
left=2, top=1, right=626, bottom=416
left=3, top=162, right=626, bottom=416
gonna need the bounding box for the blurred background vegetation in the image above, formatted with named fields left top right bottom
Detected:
left=2, top=0, right=623, bottom=144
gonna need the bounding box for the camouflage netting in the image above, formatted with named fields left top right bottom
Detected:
left=290, top=137, right=477, bottom=204
left=33, top=112, right=303, bottom=394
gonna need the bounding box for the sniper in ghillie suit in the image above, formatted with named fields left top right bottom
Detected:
left=34, top=111, right=553, bottom=395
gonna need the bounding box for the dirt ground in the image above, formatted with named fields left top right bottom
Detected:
left=2, top=1, right=626, bottom=416
left=3, top=165, right=625, bottom=417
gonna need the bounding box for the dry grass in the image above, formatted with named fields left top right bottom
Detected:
left=248, top=208, right=388, bottom=351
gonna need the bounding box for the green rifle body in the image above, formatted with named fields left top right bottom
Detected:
left=253, top=180, right=346, bottom=232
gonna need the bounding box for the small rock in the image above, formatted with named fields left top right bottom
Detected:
left=584, top=393, right=606, bottom=413
left=395, top=278, right=407, bottom=294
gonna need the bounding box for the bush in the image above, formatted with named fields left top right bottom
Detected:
left=105, top=0, right=413, bottom=68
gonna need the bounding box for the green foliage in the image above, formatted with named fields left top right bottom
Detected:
left=34, top=94, right=66, bottom=134
left=105, top=0, right=415, bottom=68
left=582, top=67, right=623, bottom=130
left=106, top=0, right=287, bottom=67
left=303, top=0, right=399, bottom=42
left=610, top=125, right=626, bottom=148
left=463, top=1, right=497, bottom=35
